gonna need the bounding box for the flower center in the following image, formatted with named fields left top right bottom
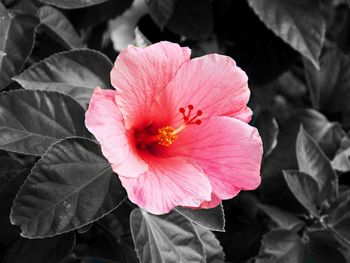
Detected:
left=137, top=105, right=202, bottom=147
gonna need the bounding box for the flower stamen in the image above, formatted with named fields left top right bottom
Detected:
left=137, top=105, right=203, bottom=148
left=156, top=105, right=203, bottom=147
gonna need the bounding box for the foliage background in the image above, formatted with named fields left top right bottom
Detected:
left=1, top=0, right=350, bottom=262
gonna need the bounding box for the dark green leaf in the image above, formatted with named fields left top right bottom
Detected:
left=38, top=5, right=83, bottom=49
left=259, top=204, right=304, bottom=230
left=13, top=49, right=113, bottom=106
left=130, top=208, right=206, bottom=263
left=0, top=3, right=39, bottom=89
left=256, top=111, right=279, bottom=158
left=283, top=170, right=320, bottom=216
left=175, top=204, right=225, bottom=232
left=3, top=232, right=75, bottom=263
left=37, top=0, right=110, bottom=9
left=146, top=0, right=175, bottom=28
left=296, top=126, right=338, bottom=201
left=247, top=0, right=325, bottom=68
left=10, top=137, right=126, bottom=238
left=194, top=225, right=225, bottom=263
left=166, top=0, right=213, bottom=40
left=0, top=90, right=89, bottom=155
left=255, top=229, right=305, bottom=263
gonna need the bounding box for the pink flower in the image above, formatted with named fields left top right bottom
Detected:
left=85, top=41, right=262, bottom=215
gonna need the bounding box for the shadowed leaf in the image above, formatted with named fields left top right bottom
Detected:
left=38, top=5, right=83, bottom=49
left=10, top=138, right=126, bottom=238
left=0, top=90, right=89, bottom=155
left=69, top=0, right=133, bottom=30
left=13, top=49, right=113, bottom=106
left=146, top=0, right=175, bottom=28
left=166, top=0, right=213, bottom=40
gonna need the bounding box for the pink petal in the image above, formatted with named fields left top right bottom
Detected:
left=164, top=54, right=251, bottom=125
left=111, top=41, right=191, bottom=129
left=119, top=155, right=212, bottom=214
left=85, top=88, right=148, bottom=178
left=164, top=116, right=262, bottom=201
left=199, top=193, right=223, bottom=209
left=233, top=106, right=253, bottom=123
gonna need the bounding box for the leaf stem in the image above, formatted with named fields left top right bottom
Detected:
left=320, top=217, right=350, bottom=249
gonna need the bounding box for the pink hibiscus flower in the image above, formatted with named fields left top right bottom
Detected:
left=85, top=41, right=262, bottom=215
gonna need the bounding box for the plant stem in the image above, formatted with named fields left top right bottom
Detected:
left=320, top=217, right=350, bottom=250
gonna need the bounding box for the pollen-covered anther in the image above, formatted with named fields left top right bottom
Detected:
left=158, top=126, right=177, bottom=147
